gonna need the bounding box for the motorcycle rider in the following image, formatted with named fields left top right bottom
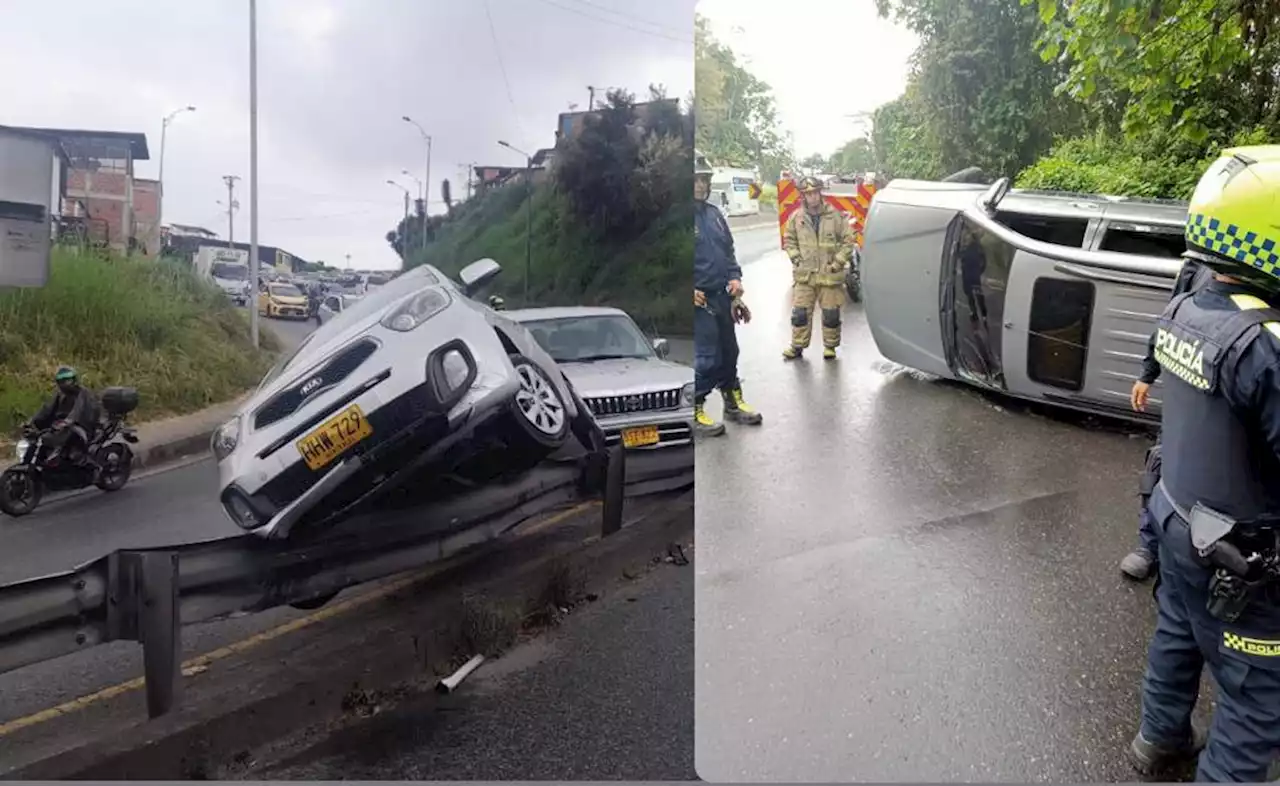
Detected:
left=25, top=366, right=100, bottom=466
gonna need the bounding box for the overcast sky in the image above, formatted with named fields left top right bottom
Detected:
left=696, top=0, right=917, bottom=159
left=2, top=0, right=693, bottom=270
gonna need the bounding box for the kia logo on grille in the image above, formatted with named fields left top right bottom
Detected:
left=624, top=396, right=642, bottom=412
left=300, top=377, right=323, bottom=396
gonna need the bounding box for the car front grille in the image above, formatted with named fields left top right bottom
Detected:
left=584, top=388, right=683, bottom=417
left=254, top=338, right=379, bottom=430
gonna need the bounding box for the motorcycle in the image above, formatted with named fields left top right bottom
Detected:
left=1, top=386, right=141, bottom=517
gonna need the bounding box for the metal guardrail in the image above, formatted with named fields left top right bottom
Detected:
left=0, top=444, right=693, bottom=719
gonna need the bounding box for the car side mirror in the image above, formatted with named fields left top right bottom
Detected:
left=459, top=257, right=502, bottom=296
left=652, top=338, right=670, bottom=358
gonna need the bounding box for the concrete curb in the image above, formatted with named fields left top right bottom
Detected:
left=132, top=428, right=216, bottom=469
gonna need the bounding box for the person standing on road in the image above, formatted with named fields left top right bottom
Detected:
left=693, top=154, right=763, bottom=437
left=1127, top=146, right=1280, bottom=782
left=1121, top=257, right=1214, bottom=581
left=782, top=176, right=856, bottom=361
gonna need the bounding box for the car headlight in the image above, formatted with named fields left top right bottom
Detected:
left=381, top=288, right=451, bottom=332
left=15, top=439, right=29, bottom=462
left=211, top=417, right=241, bottom=462
left=680, top=382, right=695, bottom=406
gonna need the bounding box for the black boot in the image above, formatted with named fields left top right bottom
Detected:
left=1128, top=727, right=1207, bottom=776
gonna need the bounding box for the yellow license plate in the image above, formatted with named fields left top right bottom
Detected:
left=296, top=404, right=373, bottom=471
left=621, top=425, right=660, bottom=449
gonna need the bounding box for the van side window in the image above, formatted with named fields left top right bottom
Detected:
left=1098, top=225, right=1185, bottom=258
left=1027, top=278, right=1095, bottom=391
left=995, top=211, right=1089, bottom=247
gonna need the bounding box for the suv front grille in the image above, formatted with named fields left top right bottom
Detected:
left=584, top=388, right=682, bottom=417
left=254, top=338, right=379, bottom=430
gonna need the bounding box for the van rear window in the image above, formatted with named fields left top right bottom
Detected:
left=995, top=212, right=1088, bottom=247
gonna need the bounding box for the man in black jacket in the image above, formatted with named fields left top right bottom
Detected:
left=26, top=366, right=100, bottom=466
left=1120, top=258, right=1214, bottom=580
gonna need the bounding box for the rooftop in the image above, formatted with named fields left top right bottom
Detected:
left=0, top=125, right=150, bottom=160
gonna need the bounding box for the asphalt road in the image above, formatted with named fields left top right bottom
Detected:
left=695, top=226, right=1190, bottom=782
left=251, top=547, right=695, bottom=780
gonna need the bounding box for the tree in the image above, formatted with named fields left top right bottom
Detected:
left=695, top=15, right=790, bottom=179
left=1025, top=0, right=1280, bottom=145
left=874, top=0, right=1083, bottom=178
left=830, top=137, right=874, bottom=174
left=799, top=153, right=828, bottom=173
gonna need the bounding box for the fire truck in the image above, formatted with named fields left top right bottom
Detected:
left=775, top=172, right=883, bottom=301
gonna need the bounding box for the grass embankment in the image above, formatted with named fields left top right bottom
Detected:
left=0, top=247, right=280, bottom=438
left=416, top=183, right=692, bottom=335
left=758, top=183, right=777, bottom=209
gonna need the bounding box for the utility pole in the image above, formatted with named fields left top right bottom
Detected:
left=587, top=85, right=596, bottom=111
left=247, top=0, right=260, bottom=349
left=422, top=135, right=432, bottom=254
left=222, top=175, right=240, bottom=246
left=345, top=253, right=352, bottom=270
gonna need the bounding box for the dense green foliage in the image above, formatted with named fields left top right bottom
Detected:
left=694, top=15, right=793, bottom=180
left=805, top=0, right=1280, bottom=199
left=0, top=248, right=278, bottom=437
left=389, top=90, right=693, bottom=336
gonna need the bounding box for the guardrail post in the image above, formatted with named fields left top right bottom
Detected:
left=601, top=445, right=625, bottom=537
left=138, top=552, right=181, bottom=719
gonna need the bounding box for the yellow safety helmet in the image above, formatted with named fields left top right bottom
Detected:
left=796, top=176, right=824, bottom=193
left=1185, top=145, right=1280, bottom=290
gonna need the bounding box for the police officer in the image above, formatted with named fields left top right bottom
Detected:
left=782, top=176, right=856, bottom=360
left=1121, top=257, right=1214, bottom=581
left=1129, top=146, right=1280, bottom=782
left=693, top=152, right=763, bottom=436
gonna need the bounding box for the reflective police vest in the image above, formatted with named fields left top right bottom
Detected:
left=1155, top=289, right=1280, bottom=523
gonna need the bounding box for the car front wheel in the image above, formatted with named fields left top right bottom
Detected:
left=506, top=353, right=570, bottom=451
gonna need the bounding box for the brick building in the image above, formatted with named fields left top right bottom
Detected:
left=4, top=126, right=151, bottom=254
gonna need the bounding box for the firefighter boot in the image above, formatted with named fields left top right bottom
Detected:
left=823, top=347, right=837, bottom=360
left=722, top=387, right=763, bottom=425
left=694, top=401, right=726, bottom=437
left=782, top=346, right=803, bottom=361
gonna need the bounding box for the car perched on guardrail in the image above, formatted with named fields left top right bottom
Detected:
left=861, top=174, right=1187, bottom=423
left=212, top=258, right=596, bottom=540
left=507, top=306, right=695, bottom=450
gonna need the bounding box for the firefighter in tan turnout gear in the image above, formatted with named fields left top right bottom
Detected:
left=782, top=176, right=857, bottom=360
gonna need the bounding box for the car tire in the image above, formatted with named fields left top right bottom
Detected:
left=505, top=353, right=570, bottom=451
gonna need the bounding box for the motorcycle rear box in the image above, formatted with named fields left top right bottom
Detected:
left=101, top=386, right=139, bottom=416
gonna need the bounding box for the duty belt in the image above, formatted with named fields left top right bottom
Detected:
left=1157, top=480, right=1280, bottom=533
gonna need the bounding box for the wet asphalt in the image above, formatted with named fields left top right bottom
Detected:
left=694, top=226, right=1193, bottom=782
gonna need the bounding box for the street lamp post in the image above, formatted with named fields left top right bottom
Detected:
left=157, top=105, right=196, bottom=253
left=386, top=180, right=411, bottom=263
left=248, top=0, right=261, bottom=348
left=402, top=117, right=432, bottom=256
left=401, top=169, right=423, bottom=205
left=498, top=140, right=532, bottom=302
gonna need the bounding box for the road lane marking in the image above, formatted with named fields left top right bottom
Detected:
left=0, top=501, right=597, bottom=738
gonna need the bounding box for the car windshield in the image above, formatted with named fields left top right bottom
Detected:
left=211, top=262, right=248, bottom=280
left=270, top=284, right=303, bottom=298
left=520, top=315, right=654, bottom=363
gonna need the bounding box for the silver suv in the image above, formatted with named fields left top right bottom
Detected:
left=213, top=259, right=591, bottom=539
left=862, top=176, right=1187, bottom=423
left=507, top=306, right=694, bottom=450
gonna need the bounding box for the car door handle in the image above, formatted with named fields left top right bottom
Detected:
left=1003, top=321, right=1014, bottom=329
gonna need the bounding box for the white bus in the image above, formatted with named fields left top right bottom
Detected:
left=710, top=167, right=760, bottom=217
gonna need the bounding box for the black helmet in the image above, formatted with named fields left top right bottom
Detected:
left=54, top=365, right=78, bottom=383
left=797, top=176, right=824, bottom=193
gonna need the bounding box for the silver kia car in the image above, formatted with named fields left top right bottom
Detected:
left=506, top=306, right=694, bottom=450
left=212, top=259, right=591, bottom=540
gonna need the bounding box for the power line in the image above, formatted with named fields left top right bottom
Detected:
left=556, top=0, right=688, bottom=36
left=527, top=0, right=692, bottom=43
left=482, top=0, right=520, bottom=120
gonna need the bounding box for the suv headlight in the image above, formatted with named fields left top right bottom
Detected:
left=680, top=382, right=695, bottom=406
left=212, top=417, right=241, bottom=461
left=381, top=288, right=451, bottom=332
